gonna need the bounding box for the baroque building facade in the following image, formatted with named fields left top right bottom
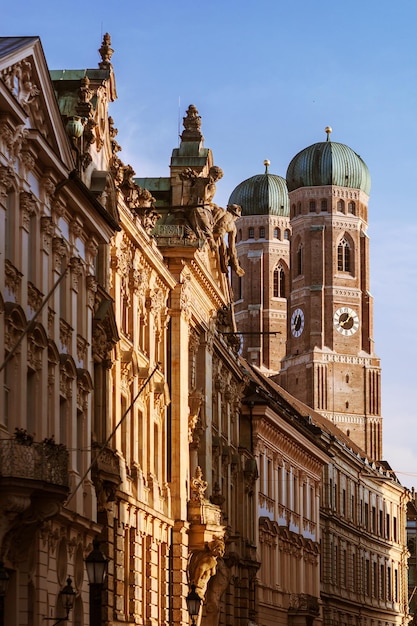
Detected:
left=0, top=36, right=119, bottom=624
left=0, top=32, right=410, bottom=626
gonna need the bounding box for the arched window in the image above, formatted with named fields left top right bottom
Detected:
left=273, top=227, right=279, bottom=239
left=291, top=204, right=296, bottom=218
left=238, top=228, right=242, bottom=241
left=273, top=263, right=286, bottom=298
left=321, top=199, right=328, bottom=212
left=296, top=244, right=303, bottom=275
left=337, top=199, right=345, bottom=213
left=338, top=237, right=351, bottom=272
left=348, top=201, right=356, bottom=215
left=248, top=227, right=254, bottom=239
left=259, top=226, right=265, bottom=238
left=297, top=202, right=302, bottom=215
left=309, top=200, right=316, bottom=212
left=284, top=229, right=290, bottom=240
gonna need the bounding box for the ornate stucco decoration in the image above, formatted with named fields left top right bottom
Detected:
left=91, top=442, right=121, bottom=511
left=119, top=164, right=161, bottom=234
left=0, top=118, right=28, bottom=162
left=188, top=390, right=204, bottom=444
left=0, top=165, right=15, bottom=200
left=1, top=57, right=49, bottom=139
left=1, top=57, right=40, bottom=109
left=187, top=466, right=226, bottom=604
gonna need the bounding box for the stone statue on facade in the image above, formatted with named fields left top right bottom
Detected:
left=177, top=165, right=245, bottom=276
left=189, top=538, right=225, bottom=599
left=204, top=554, right=238, bottom=626
left=212, top=204, right=245, bottom=276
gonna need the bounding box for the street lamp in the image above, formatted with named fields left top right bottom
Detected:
left=0, top=562, right=10, bottom=626
left=186, top=584, right=202, bottom=626
left=47, top=577, right=75, bottom=626
left=85, top=538, right=108, bottom=626
left=60, top=578, right=76, bottom=619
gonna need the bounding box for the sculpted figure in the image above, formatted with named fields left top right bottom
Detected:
left=204, top=558, right=232, bottom=626
left=180, top=166, right=223, bottom=247
left=189, top=538, right=225, bottom=599
left=212, top=204, right=245, bottom=276
left=187, top=165, right=223, bottom=207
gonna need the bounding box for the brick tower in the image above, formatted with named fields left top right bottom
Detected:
left=229, top=161, right=290, bottom=375
left=278, top=128, right=382, bottom=460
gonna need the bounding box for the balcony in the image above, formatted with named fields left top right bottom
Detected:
left=0, top=438, right=69, bottom=486
left=0, top=437, right=69, bottom=555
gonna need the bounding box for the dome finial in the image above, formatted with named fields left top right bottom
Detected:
left=325, top=126, right=332, bottom=142
left=264, top=159, right=270, bottom=173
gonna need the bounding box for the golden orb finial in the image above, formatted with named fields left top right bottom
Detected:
left=264, top=159, right=270, bottom=173
left=325, top=126, right=332, bottom=141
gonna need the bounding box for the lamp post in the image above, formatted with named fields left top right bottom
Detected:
left=186, top=584, right=202, bottom=626
left=85, top=538, right=108, bottom=626
left=0, top=562, right=10, bottom=626
left=49, top=577, right=76, bottom=626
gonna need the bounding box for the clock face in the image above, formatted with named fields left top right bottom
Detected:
left=333, top=306, right=359, bottom=336
left=291, top=308, right=305, bottom=337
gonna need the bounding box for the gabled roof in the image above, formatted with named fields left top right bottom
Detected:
left=0, top=36, right=39, bottom=57
left=0, top=36, right=74, bottom=167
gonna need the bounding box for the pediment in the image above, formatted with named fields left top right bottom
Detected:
left=0, top=37, right=73, bottom=167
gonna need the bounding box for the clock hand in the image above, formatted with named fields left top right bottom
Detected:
left=340, top=313, right=352, bottom=327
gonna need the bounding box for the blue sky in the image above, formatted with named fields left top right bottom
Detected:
left=4, top=0, right=417, bottom=486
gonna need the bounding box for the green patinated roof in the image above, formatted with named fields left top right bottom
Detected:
left=50, top=68, right=111, bottom=118
left=286, top=140, right=371, bottom=194
left=49, top=69, right=109, bottom=81
left=228, top=170, right=289, bottom=217
left=135, top=177, right=171, bottom=192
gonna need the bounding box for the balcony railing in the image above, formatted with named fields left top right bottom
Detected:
left=0, top=439, right=69, bottom=487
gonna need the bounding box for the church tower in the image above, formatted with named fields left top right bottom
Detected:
left=229, top=161, right=290, bottom=374
left=278, top=128, right=382, bottom=460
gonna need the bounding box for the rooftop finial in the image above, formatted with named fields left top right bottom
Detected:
left=264, top=159, right=270, bottom=173
left=181, top=104, right=203, bottom=142
left=99, top=33, right=114, bottom=69
left=325, top=126, right=332, bottom=142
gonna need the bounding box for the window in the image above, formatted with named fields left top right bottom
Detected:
left=296, top=244, right=303, bottom=275
left=309, top=200, right=316, bottom=211
left=337, top=199, right=345, bottom=212
left=259, top=227, right=265, bottom=238
left=273, top=264, right=285, bottom=298
left=337, top=237, right=351, bottom=272
left=284, top=229, right=290, bottom=240
left=238, top=228, right=242, bottom=241
left=373, top=561, right=378, bottom=597
left=321, top=199, right=328, bottom=212
left=236, top=275, right=242, bottom=300
left=297, top=202, right=302, bottom=215
left=273, top=227, right=279, bottom=239
left=248, top=227, right=254, bottom=239
left=348, top=201, right=356, bottom=215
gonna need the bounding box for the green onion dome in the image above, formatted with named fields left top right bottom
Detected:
left=228, top=160, right=290, bottom=217
left=286, top=128, right=371, bottom=195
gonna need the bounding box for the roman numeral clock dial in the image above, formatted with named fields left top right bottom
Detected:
left=333, top=307, right=359, bottom=336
